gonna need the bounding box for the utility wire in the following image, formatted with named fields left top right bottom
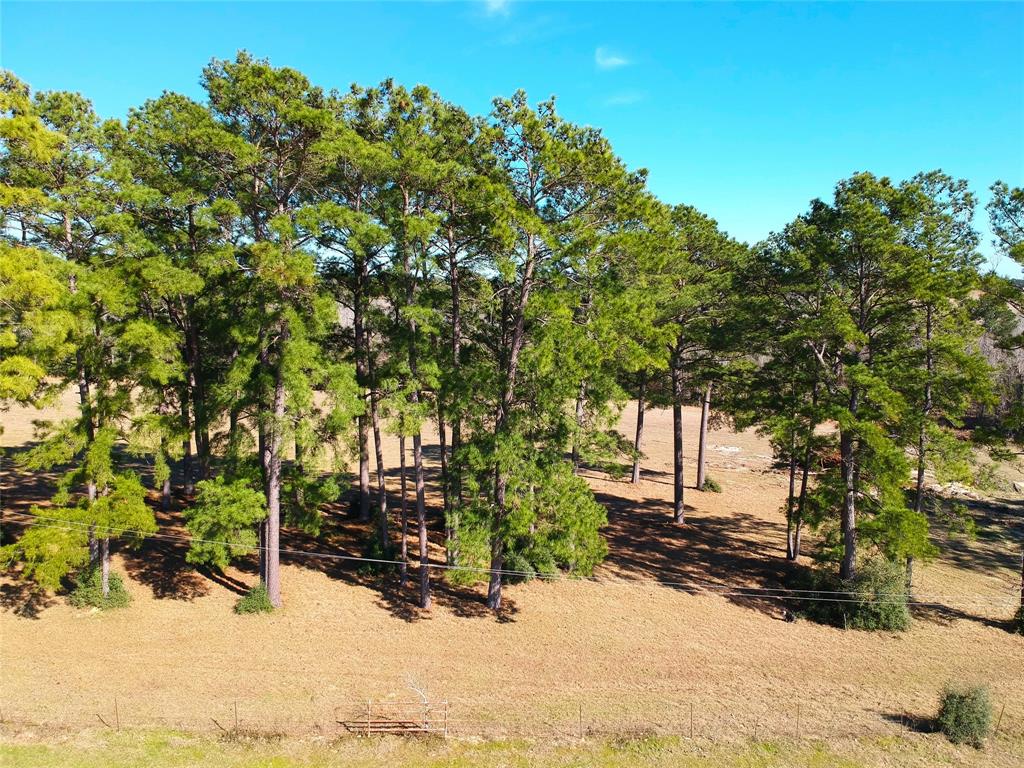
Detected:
left=4, top=509, right=1019, bottom=607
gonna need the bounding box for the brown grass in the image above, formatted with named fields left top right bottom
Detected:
left=1, top=395, right=1022, bottom=746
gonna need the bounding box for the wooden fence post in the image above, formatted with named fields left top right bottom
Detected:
left=796, top=702, right=801, bottom=739
left=443, top=700, right=449, bottom=738
left=366, top=699, right=371, bottom=737
left=114, top=697, right=120, bottom=731
left=689, top=702, right=694, bottom=739
left=994, top=702, right=1006, bottom=737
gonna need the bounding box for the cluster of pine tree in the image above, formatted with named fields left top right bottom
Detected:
left=2, top=54, right=1021, bottom=618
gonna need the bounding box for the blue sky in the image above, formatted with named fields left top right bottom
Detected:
left=3, top=1, right=1023, bottom=273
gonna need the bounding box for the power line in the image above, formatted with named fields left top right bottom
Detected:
left=4, top=509, right=1018, bottom=607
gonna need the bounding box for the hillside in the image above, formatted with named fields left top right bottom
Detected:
left=2, top=396, right=1022, bottom=759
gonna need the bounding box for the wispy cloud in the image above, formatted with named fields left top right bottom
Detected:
left=483, top=0, right=511, bottom=17
left=595, top=46, right=629, bottom=70
left=603, top=91, right=646, bottom=107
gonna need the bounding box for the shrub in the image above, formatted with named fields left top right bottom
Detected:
left=1014, top=604, right=1024, bottom=635
left=843, top=557, right=910, bottom=631
left=357, top=528, right=396, bottom=576
left=68, top=567, right=131, bottom=610
left=701, top=476, right=722, bottom=493
left=234, top=584, right=274, bottom=614
left=800, top=557, right=909, bottom=631
left=183, top=477, right=267, bottom=572
left=937, top=684, right=991, bottom=747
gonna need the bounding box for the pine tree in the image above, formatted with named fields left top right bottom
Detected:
left=200, top=52, right=345, bottom=607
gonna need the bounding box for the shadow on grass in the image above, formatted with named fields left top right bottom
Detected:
left=880, top=711, right=937, bottom=734
left=0, top=579, right=55, bottom=619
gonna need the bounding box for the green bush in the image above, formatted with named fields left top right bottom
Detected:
left=357, top=528, right=396, bottom=576
left=1014, top=605, right=1024, bottom=635
left=234, top=584, right=274, bottom=614
left=937, top=684, right=991, bottom=747
left=701, top=476, right=722, bottom=493
left=183, top=477, right=267, bottom=572
left=844, top=557, right=911, bottom=631
left=800, top=557, right=909, bottom=631
left=68, top=567, right=131, bottom=610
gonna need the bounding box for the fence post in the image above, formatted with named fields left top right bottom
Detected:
left=994, top=702, right=1006, bottom=737
left=366, top=699, right=371, bottom=737
left=689, top=702, right=694, bottom=739
left=443, top=700, right=448, bottom=738
left=114, top=697, right=120, bottom=731
left=234, top=701, right=239, bottom=730
left=578, top=702, right=583, bottom=740
left=796, top=702, right=801, bottom=739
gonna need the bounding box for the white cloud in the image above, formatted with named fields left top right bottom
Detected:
left=483, top=0, right=511, bottom=16
left=595, top=46, right=629, bottom=70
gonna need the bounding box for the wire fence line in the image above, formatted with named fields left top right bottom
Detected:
left=5, top=510, right=1022, bottom=610
left=1, top=693, right=1021, bottom=741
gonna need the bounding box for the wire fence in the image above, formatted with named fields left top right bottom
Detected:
left=5, top=509, right=1022, bottom=612
left=2, top=692, right=1021, bottom=741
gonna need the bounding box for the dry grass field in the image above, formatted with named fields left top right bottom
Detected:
left=2, top=393, right=1023, bottom=765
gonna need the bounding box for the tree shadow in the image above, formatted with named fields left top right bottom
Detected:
left=592, top=488, right=793, bottom=617
left=121, top=508, right=212, bottom=601
left=911, top=601, right=1016, bottom=632
left=880, top=711, right=936, bottom=734
left=937, top=495, right=1023, bottom=575
left=273, top=494, right=517, bottom=622
left=369, top=574, right=514, bottom=623
left=198, top=565, right=251, bottom=596
left=0, top=579, right=56, bottom=619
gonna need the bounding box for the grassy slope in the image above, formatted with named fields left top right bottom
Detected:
left=2, top=394, right=1022, bottom=754
left=2, top=730, right=1024, bottom=768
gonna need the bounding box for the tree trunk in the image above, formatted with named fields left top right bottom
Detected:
left=71, top=270, right=97, bottom=515
left=413, top=429, right=430, bottom=610
left=786, top=430, right=797, bottom=559
left=910, top=304, right=934, bottom=592
left=263, top=325, right=288, bottom=608
left=839, top=391, right=859, bottom=581
left=438, top=405, right=454, bottom=565
left=258, top=518, right=267, bottom=587
left=257, top=371, right=269, bottom=586
left=671, top=352, right=685, bottom=524
left=399, top=434, right=408, bottom=588
left=76, top=360, right=96, bottom=494
left=100, top=537, right=110, bottom=598
left=161, top=474, right=171, bottom=513
left=228, top=405, right=239, bottom=448
left=369, top=373, right=388, bottom=551
left=486, top=514, right=505, bottom=611
left=572, top=379, right=587, bottom=472
left=696, top=383, right=712, bottom=491
left=914, top=305, right=933, bottom=514
left=632, top=375, right=646, bottom=484
left=75, top=355, right=99, bottom=565
left=294, top=434, right=305, bottom=510
left=185, top=316, right=210, bottom=480
left=794, top=442, right=812, bottom=562
left=181, top=394, right=194, bottom=497
left=448, top=241, right=464, bottom=513
left=487, top=239, right=537, bottom=612
left=353, top=264, right=371, bottom=523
